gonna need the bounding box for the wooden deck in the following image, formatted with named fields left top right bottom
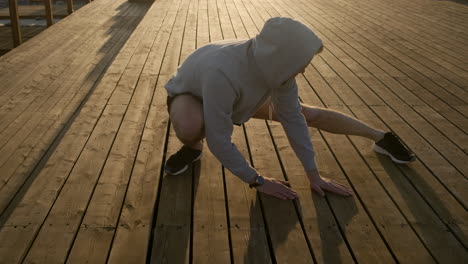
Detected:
left=0, top=0, right=467, bottom=262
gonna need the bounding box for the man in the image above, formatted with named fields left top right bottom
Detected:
left=164, top=17, right=415, bottom=200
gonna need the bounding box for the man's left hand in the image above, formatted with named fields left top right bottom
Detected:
left=307, top=169, right=354, bottom=197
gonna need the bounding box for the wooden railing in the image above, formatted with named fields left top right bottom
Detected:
left=7, top=0, right=94, bottom=48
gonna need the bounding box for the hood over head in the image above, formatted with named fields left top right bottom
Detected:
left=252, top=17, right=323, bottom=89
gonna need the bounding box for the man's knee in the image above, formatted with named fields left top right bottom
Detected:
left=169, top=94, right=205, bottom=144
left=302, top=105, right=322, bottom=124
left=173, top=119, right=204, bottom=144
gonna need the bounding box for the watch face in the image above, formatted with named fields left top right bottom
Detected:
left=257, top=176, right=265, bottom=185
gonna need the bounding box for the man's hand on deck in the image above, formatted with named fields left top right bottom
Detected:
left=307, top=169, right=354, bottom=197
left=256, top=177, right=299, bottom=200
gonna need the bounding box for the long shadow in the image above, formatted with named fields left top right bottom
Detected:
left=245, top=194, right=299, bottom=263
left=149, top=159, right=200, bottom=263
left=377, top=155, right=468, bottom=259
left=313, top=195, right=358, bottom=264
left=445, top=0, right=468, bottom=6
left=0, top=1, right=151, bottom=224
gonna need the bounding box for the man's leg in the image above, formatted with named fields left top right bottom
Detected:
left=253, top=99, right=385, bottom=141
left=253, top=100, right=415, bottom=163
left=301, top=105, right=385, bottom=141
left=165, top=94, right=205, bottom=175
left=169, top=94, right=205, bottom=150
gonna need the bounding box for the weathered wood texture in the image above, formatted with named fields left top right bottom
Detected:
left=0, top=0, right=466, bottom=263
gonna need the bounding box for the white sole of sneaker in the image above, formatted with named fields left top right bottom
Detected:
left=165, top=152, right=203, bottom=176
left=373, top=144, right=412, bottom=164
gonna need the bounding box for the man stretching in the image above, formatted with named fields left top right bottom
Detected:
left=163, top=17, right=415, bottom=200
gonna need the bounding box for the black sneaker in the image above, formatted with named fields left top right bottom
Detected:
left=373, top=132, right=416, bottom=164
left=165, top=145, right=203, bottom=175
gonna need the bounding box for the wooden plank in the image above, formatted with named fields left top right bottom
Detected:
left=346, top=0, right=468, bottom=58
left=309, top=54, right=467, bottom=204
left=19, top=3, right=161, bottom=262
left=105, top=82, right=169, bottom=263
left=0, top=8, right=143, bottom=215
left=0, top=0, right=113, bottom=73
left=0, top=6, right=155, bottom=264
left=299, top=17, right=468, bottom=147
left=216, top=1, right=272, bottom=262
left=0, top=105, right=123, bottom=263
left=344, top=38, right=467, bottom=130
left=190, top=0, right=231, bottom=261
left=258, top=1, right=422, bottom=261
left=338, top=6, right=468, bottom=87
left=191, top=147, right=231, bottom=262
left=65, top=3, right=176, bottom=263
left=150, top=130, right=192, bottom=264
left=310, top=0, right=468, bottom=102
left=303, top=54, right=466, bottom=261
left=313, top=56, right=467, bottom=201
left=348, top=105, right=468, bottom=261
left=8, top=0, right=22, bottom=47
left=0, top=1, right=133, bottom=136
left=197, top=0, right=210, bottom=47
left=148, top=0, right=195, bottom=261
left=21, top=103, right=128, bottom=263
left=225, top=126, right=272, bottom=263
left=0, top=0, right=116, bottom=97
left=231, top=1, right=340, bottom=261
left=0, top=2, right=135, bottom=166
left=341, top=0, right=468, bottom=51
left=0, top=2, right=128, bottom=208
left=207, top=0, right=222, bottom=41
left=343, top=0, right=468, bottom=55
left=228, top=2, right=312, bottom=261
left=0, top=1, right=141, bottom=206
left=312, top=45, right=468, bottom=176
left=275, top=0, right=468, bottom=206
left=105, top=76, right=168, bottom=261
left=65, top=77, right=163, bottom=264
left=180, top=0, right=198, bottom=62
left=148, top=0, right=195, bottom=262
left=263, top=121, right=355, bottom=262
left=242, top=2, right=356, bottom=262
left=216, top=0, right=236, bottom=40
left=267, top=110, right=390, bottom=263
left=245, top=120, right=314, bottom=263
left=224, top=0, right=249, bottom=39
left=0, top=2, right=121, bottom=118
left=267, top=4, right=445, bottom=261
left=105, top=0, right=191, bottom=262
left=289, top=2, right=468, bottom=133
left=284, top=8, right=466, bottom=257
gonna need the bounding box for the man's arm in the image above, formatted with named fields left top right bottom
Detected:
left=201, top=70, right=299, bottom=200
left=272, top=79, right=353, bottom=197
left=201, top=70, right=257, bottom=183
left=271, top=79, right=317, bottom=171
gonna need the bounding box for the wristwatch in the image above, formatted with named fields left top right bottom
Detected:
left=249, top=174, right=265, bottom=188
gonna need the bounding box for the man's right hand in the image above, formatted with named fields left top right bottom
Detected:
left=255, top=177, right=299, bottom=200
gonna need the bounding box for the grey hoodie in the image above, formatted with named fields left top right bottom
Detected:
left=165, top=17, right=323, bottom=183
